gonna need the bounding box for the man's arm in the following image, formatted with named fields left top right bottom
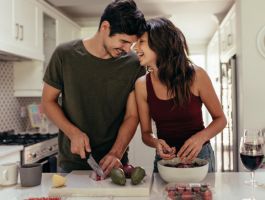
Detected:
left=99, top=91, right=139, bottom=175
left=41, top=83, right=91, bottom=159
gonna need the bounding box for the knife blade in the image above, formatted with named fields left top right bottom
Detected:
left=87, top=153, right=104, bottom=177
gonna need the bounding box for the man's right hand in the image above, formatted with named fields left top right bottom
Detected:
left=69, top=129, right=91, bottom=159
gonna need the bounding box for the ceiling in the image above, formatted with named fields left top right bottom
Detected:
left=45, top=0, right=235, bottom=51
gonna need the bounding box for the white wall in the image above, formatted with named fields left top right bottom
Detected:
left=236, top=0, right=265, bottom=134
left=236, top=0, right=265, bottom=170
left=128, top=125, right=156, bottom=170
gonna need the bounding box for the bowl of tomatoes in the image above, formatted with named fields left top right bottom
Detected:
left=157, top=158, right=209, bottom=183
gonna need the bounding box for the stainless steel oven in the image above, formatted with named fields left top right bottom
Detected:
left=34, top=153, right=58, bottom=173
left=0, top=131, right=58, bottom=172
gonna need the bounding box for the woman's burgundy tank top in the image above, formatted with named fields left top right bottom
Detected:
left=146, top=73, right=205, bottom=150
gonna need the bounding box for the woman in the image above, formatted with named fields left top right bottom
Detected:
left=134, top=18, right=227, bottom=172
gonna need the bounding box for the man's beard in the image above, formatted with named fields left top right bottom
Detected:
left=103, top=44, right=126, bottom=58
left=103, top=43, right=114, bottom=58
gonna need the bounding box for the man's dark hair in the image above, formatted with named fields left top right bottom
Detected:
left=99, top=0, right=146, bottom=37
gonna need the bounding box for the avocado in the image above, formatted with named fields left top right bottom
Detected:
left=110, top=168, right=126, bottom=186
left=131, top=166, right=146, bottom=185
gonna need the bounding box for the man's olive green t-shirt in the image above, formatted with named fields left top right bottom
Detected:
left=43, top=39, right=145, bottom=172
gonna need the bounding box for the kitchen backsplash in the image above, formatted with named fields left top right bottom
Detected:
left=0, top=61, right=41, bottom=132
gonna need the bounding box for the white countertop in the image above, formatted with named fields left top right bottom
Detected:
left=1, top=172, right=265, bottom=200
left=152, top=172, right=265, bottom=200
left=0, top=145, right=23, bottom=157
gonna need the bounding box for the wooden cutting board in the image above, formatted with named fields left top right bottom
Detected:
left=49, top=170, right=153, bottom=197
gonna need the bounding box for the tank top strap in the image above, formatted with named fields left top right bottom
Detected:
left=146, top=73, right=157, bottom=102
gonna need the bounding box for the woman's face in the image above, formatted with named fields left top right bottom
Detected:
left=134, top=32, right=157, bottom=67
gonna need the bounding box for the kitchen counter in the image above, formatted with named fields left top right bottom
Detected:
left=0, top=145, right=23, bottom=157
left=0, top=172, right=265, bottom=200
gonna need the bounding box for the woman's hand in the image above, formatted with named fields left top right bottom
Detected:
left=156, top=139, right=176, bottom=160
left=177, top=134, right=205, bottom=162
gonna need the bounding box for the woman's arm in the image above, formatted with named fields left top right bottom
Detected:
left=177, top=67, right=227, bottom=161
left=135, top=76, right=175, bottom=159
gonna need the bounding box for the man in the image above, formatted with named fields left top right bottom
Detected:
left=41, top=0, right=146, bottom=176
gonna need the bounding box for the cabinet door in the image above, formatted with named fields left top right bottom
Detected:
left=225, top=20, right=232, bottom=50
left=220, top=5, right=236, bottom=62
left=229, top=11, right=236, bottom=52
left=13, top=0, right=43, bottom=60
left=57, top=18, right=73, bottom=45
left=206, top=32, right=221, bottom=126
left=57, top=17, right=80, bottom=45
left=14, top=61, right=44, bottom=97
left=72, top=26, right=81, bottom=40
left=220, top=26, right=227, bottom=56
left=0, top=0, right=13, bottom=45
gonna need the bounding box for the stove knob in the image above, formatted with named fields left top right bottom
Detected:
left=32, top=153, right=37, bottom=158
left=49, top=147, right=53, bottom=151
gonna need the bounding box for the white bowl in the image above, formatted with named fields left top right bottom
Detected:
left=157, top=158, right=209, bottom=183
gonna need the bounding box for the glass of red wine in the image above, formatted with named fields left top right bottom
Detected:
left=240, top=129, right=264, bottom=188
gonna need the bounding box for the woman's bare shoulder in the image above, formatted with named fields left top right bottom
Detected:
left=194, top=66, right=208, bottom=78
left=191, top=66, right=210, bottom=94
left=135, top=74, right=148, bottom=99
left=136, top=74, right=147, bottom=87
left=193, top=66, right=210, bottom=85
left=136, top=74, right=148, bottom=91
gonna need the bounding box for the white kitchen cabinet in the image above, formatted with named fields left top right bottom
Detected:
left=206, top=31, right=221, bottom=128
left=0, top=0, right=43, bottom=60
left=57, top=16, right=81, bottom=45
left=0, top=146, right=23, bottom=165
left=0, top=0, right=13, bottom=47
left=220, top=4, right=236, bottom=62
left=206, top=31, right=220, bottom=99
left=12, top=0, right=43, bottom=60
left=13, top=0, right=80, bottom=97
left=14, top=60, right=44, bottom=97
left=72, top=26, right=81, bottom=40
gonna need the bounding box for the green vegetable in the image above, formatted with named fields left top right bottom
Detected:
left=131, top=166, right=146, bottom=185
left=110, top=168, right=126, bottom=186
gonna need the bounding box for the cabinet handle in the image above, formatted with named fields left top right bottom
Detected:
left=19, top=25, right=23, bottom=41
left=15, top=23, right=19, bottom=40
left=227, top=34, right=232, bottom=46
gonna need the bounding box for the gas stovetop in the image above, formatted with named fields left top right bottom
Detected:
left=0, top=130, right=59, bottom=164
left=0, top=130, right=58, bottom=146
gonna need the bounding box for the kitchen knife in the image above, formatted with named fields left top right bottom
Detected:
left=87, top=153, right=104, bottom=177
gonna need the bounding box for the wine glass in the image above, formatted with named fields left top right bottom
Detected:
left=240, top=129, right=264, bottom=186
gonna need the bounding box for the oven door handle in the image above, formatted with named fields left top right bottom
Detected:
left=39, top=160, right=49, bottom=166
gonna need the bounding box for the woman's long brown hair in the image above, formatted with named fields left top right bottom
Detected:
left=146, top=17, right=195, bottom=106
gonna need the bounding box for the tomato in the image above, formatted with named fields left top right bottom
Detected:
left=192, top=186, right=200, bottom=192
left=203, top=189, right=213, bottom=200
left=176, top=186, right=185, bottom=193
left=181, top=191, right=193, bottom=200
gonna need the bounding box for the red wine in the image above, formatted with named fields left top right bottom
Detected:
left=240, top=153, right=264, bottom=171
